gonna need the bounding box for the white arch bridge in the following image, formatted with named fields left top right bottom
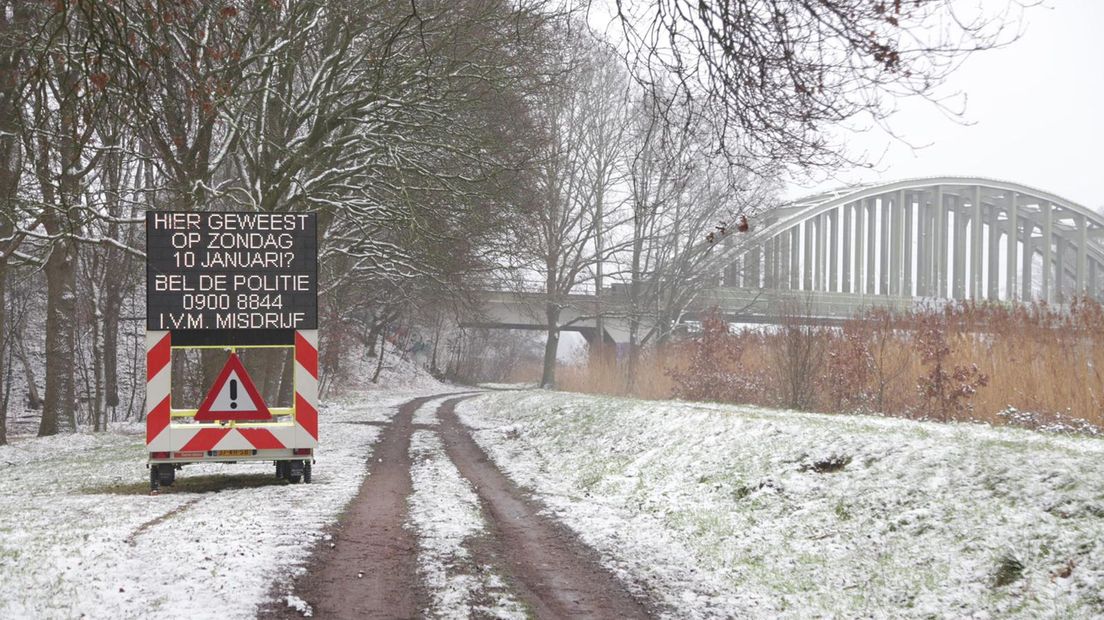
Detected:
left=718, top=176, right=1102, bottom=304
left=471, top=177, right=1103, bottom=344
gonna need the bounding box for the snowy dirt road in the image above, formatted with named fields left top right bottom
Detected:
left=269, top=394, right=652, bottom=619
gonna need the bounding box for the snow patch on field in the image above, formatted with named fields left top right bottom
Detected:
left=0, top=389, right=435, bottom=619
left=407, top=429, right=526, bottom=619
left=457, top=391, right=1104, bottom=618
left=285, top=593, right=312, bottom=617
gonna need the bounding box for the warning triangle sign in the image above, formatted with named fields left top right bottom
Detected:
left=195, top=353, right=272, bottom=421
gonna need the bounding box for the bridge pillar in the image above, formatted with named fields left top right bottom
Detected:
left=746, top=245, right=761, bottom=288
left=879, top=195, right=890, bottom=295
left=1042, top=200, right=1053, bottom=303
left=917, top=194, right=928, bottom=296
left=852, top=200, right=861, bottom=291
left=935, top=186, right=947, bottom=298
left=842, top=203, right=853, bottom=293
left=1005, top=193, right=1018, bottom=300
left=890, top=191, right=903, bottom=295
left=789, top=227, right=800, bottom=289
left=1022, top=225, right=1034, bottom=302
left=1090, top=260, right=1098, bottom=297
left=903, top=192, right=914, bottom=297
left=768, top=237, right=777, bottom=289
left=722, top=235, right=738, bottom=286
left=778, top=232, right=790, bottom=290
left=816, top=213, right=827, bottom=291
left=953, top=195, right=966, bottom=299
left=866, top=198, right=877, bottom=295
left=808, top=217, right=816, bottom=289
left=1077, top=213, right=1088, bottom=295
left=1055, top=235, right=1067, bottom=302
left=828, top=209, right=839, bottom=292
left=987, top=202, right=1001, bottom=300
left=972, top=186, right=984, bottom=299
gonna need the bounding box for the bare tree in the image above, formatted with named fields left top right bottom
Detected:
left=616, top=93, right=772, bottom=386
left=608, top=0, right=1025, bottom=173
left=512, top=30, right=636, bottom=388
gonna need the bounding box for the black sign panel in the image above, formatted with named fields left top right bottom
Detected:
left=146, top=211, right=318, bottom=343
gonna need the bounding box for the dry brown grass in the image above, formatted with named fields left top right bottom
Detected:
left=540, top=301, right=1104, bottom=432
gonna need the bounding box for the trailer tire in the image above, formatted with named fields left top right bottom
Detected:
left=303, top=461, right=312, bottom=484
left=157, top=465, right=176, bottom=487
left=276, top=460, right=287, bottom=479
left=287, top=459, right=303, bottom=484
left=150, top=466, right=159, bottom=491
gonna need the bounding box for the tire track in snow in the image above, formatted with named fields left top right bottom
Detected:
left=267, top=392, right=652, bottom=619
left=436, top=396, right=655, bottom=619
left=408, top=429, right=527, bottom=618
left=265, top=392, right=472, bottom=619
left=125, top=497, right=203, bottom=546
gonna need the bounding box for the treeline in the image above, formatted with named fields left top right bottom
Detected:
left=0, top=0, right=558, bottom=443
left=0, top=0, right=773, bottom=443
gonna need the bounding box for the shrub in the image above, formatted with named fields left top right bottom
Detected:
left=770, top=301, right=828, bottom=411
left=914, top=313, right=988, bottom=421
left=667, top=310, right=760, bottom=403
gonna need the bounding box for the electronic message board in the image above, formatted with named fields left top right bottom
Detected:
left=146, top=211, right=318, bottom=346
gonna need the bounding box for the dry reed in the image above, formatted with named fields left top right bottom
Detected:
left=526, top=300, right=1104, bottom=432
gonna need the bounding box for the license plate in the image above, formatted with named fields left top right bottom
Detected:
left=173, top=451, right=204, bottom=459
left=215, top=449, right=253, bottom=457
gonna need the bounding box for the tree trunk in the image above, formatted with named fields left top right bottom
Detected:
left=39, top=238, right=78, bottom=436
left=17, top=341, right=41, bottom=410
left=99, top=213, right=130, bottom=414
left=371, top=327, right=386, bottom=384
left=0, top=258, right=5, bottom=445
left=200, top=349, right=226, bottom=400
left=256, top=348, right=284, bottom=405
left=276, top=349, right=295, bottom=407
left=101, top=285, right=122, bottom=410
left=540, top=303, right=561, bottom=389
left=91, top=284, right=106, bottom=432
left=625, top=233, right=644, bottom=392
left=365, top=322, right=383, bottom=358
left=429, top=312, right=442, bottom=373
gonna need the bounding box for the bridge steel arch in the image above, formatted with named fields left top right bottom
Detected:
left=716, top=177, right=1104, bottom=305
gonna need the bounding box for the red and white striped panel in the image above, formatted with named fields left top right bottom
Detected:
left=146, top=331, right=173, bottom=451
left=294, top=329, right=319, bottom=447
left=146, top=329, right=319, bottom=454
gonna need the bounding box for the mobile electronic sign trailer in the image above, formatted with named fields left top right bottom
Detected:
left=145, top=211, right=319, bottom=491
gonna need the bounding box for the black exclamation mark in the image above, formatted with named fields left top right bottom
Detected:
left=229, top=379, right=238, bottom=409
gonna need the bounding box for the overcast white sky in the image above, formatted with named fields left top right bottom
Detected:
left=787, top=0, right=1104, bottom=210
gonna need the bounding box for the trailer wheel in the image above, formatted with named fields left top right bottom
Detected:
left=303, top=461, right=312, bottom=484
left=150, top=466, right=160, bottom=492
left=276, top=460, right=287, bottom=479
left=157, top=465, right=176, bottom=487
left=287, top=459, right=303, bottom=484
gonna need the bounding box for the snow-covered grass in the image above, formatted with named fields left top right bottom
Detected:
left=341, top=342, right=445, bottom=394
left=407, top=430, right=526, bottom=619
left=0, top=388, right=436, bottom=619
left=476, top=382, right=538, bottom=391
left=457, top=391, right=1104, bottom=619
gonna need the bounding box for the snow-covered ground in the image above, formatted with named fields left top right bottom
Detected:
left=8, top=360, right=1104, bottom=619
left=457, top=391, right=1104, bottom=619
left=408, top=429, right=526, bottom=619
left=0, top=387, right=435, bottom=619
